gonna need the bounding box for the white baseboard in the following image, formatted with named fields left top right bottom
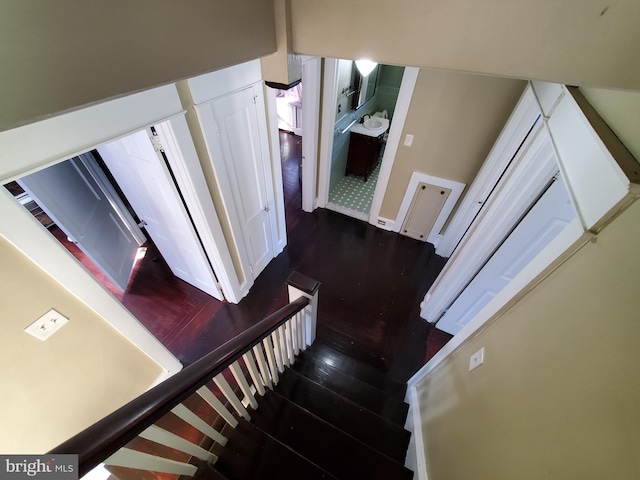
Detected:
left=405, top=386, right=429, bottom=480
left=373, top=216, right=397, bottom=232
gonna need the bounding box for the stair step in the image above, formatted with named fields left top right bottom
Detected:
left=291, top=354, right=410, bottom=425
left=299, top=343, right=407, bottom=399
left=250, top=390, right=413, bottom=480
left=275, top=368, right=410, bottom=463
left=214, top=417, right=337, bottom=480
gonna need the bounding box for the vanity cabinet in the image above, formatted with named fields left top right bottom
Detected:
left=346, top=131, right=383, bottom=181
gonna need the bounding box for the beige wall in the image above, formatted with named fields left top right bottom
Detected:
left=290, top=0, right=640, bottom=90
left=579, top=87, right=640, bottom=163
left=0, top=237, right=162, bottom=454
left=1, top=0, right=276, bottom=131
left=379, top=70, right=525, bottom=221
left=416, top=198, right=640, bottom=479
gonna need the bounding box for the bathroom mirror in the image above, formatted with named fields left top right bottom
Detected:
left=351, top=63, right=379, bottom=111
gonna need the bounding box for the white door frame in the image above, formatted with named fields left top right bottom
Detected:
left=0, top=84, right=240, bottom=377
left=301, top=57, right=321, bottom=213
left=317, top=58, right=419, bottom=224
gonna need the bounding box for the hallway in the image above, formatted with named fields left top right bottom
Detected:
left=167, top=132, right=451, bottom=381
left=48, top=132, right=451, bottom=383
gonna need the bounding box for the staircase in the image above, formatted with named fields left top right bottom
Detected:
left=49, top=273, right=414, bottom=480
left=207, top=341, right=413, bottom=480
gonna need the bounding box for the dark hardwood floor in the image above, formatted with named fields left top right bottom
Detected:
left=53, top=130, right=452, bottom=383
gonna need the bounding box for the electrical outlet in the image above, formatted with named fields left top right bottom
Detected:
left=404, top=134, right=414, bottom=147
left=25, top=309, right=69, bottom=341
left=469, top=347, right=485, bottom=371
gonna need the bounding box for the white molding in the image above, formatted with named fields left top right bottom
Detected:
left=421, top=125, right=557, bottom=322
left=155, top=117, right=241, bottom=303
left=369, top=67, right=420, bottom=226
left=264, top=84, right=288, bottom=255
left=405, top=386, right=429, bottom=480
left=408, top=218, right=590, bottom=392
left=187, top=60, right=262, bottom=105
left=0, top=85, right=184, bottom=183
left=301, top=57, right=321, bottom=213
left=436, top=84, right=542, bottom=258
left=0, top=187, right=183, bottom=376
left=317, top=58, right=339, bottom=208
left=394, top=172, right=465, bottom=244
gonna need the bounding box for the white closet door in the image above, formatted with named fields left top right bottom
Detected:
left=18, top=157, right=141, bottom=291
left=197, top=85, right=275, bottom=277
left=98, top=129, right=223, bottom=300
left=436, top=177, right=576, bottom=335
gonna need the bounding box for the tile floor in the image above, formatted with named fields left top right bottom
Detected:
left=329, top=161, right=382, bottom=215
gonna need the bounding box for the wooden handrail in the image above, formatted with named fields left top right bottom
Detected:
left=49, top=296, right=309, bottom=477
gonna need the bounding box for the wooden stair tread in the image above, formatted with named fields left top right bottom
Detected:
left=214, top=418, right=337, bottom=480
left=291, top=354, right=409, bottom=425
left=250, top=390, right=413, bottom=480
left=275, top=368, right=410, bottom=463
left=298, top=343, right=407, bottom=398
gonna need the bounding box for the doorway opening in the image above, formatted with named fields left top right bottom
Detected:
left=327, top=60, right=405, bottom=220
left=3, top=126, right=224, bottom=346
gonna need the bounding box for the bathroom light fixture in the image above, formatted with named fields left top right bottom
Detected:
left=355, top=59, right=377, bottom=77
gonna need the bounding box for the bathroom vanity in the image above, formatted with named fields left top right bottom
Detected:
left=346, top=116, right=389, bottom=182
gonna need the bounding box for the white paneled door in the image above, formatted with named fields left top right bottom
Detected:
left=198, top=85, right=275, bottom=278
left=98, top=129, right=223, bottom=300
left=18, top=156, right=142, bottom=291
left=435, top=177, right=576, bottom=335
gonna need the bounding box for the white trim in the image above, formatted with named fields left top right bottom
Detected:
left=0, top=85, right=184, bottom=183
left=369, top=67, right=420, bottom=226
left=263, top=85, right=288, bottom=254
left=405, top=386, right=429, bottom=480
left=436, top=84, right=542, bottom=257
left=317, top=58, right=339, bottom=208
left=0, top=187, right=183, bottom=376
left=301, top=57, right=321, bottom=213
left=394, top=172, right=465, bottom=244
left=317, top=62, right=419, bottom=224
left=155, top=117, right=241, bottom=302
left=407, top=218, right=590, bottom=392
left=421, top=124, right=557, bottom=322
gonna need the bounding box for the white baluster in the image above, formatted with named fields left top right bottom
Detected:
left=270, top=330, right=284, bottom=373
left=196, top=386, right=238, bottom=428
left=229, top=361, right=259, bottom=409
left=263, top=335, right=279, bottom=384
left=139, top=425, right=217, bottom=463
left=105, top=448, right=197, bottom=476
left=284, top=322, right=294, bottom=366
left=253, top=343, right=273, bottom=390
left=278, top=325, right=291, bottom=369
left=171, top=404, right=227, bottom=446
left=291, top=314, right=300, bottom=357
left=242, top=351, right=265, bottom=396
left=213, top=373, right=250, bottom=420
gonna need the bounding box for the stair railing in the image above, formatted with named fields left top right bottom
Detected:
left=49, top=272, right=320, bottom=478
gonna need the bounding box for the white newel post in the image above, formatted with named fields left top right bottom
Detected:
left=286, top=272, right=321, bottom=348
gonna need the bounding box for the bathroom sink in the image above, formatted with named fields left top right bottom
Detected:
left=364, top=118, right=383, bottom=130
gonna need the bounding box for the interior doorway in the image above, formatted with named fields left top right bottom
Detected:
left=3, top=125, right=226, bottom=345
left=326, top=60, right=405, bottom=221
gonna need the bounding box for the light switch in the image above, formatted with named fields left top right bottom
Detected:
left=25, top=309, right=69, bottom=341
left=469, top=347, right=485, bottom=371
left=404, top=134, right=414, bottom=147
